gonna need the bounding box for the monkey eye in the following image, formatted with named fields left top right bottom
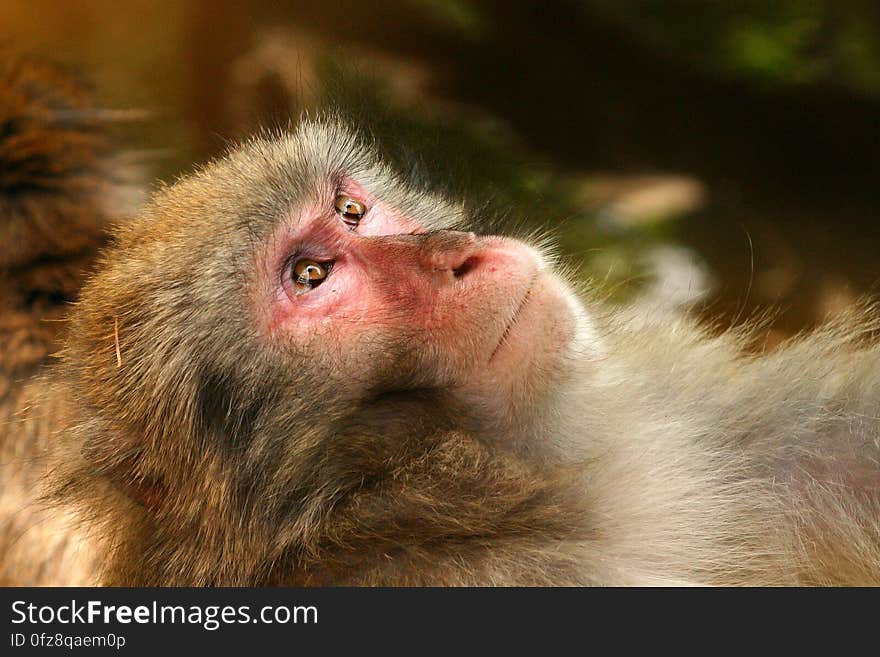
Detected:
left=290, top=258, right=332, bottom=295
left=334, top=194, right=367, bottom=228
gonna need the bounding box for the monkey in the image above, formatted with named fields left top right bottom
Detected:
left=1, top=64, right=879, bottom=587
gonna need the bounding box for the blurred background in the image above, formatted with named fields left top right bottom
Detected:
left=3, top=0, right=879, bottom=345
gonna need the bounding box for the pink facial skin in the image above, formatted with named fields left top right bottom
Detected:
left=254, top=177, right=574, bottom=414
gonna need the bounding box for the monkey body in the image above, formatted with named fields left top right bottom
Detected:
left=1, top=65, right=878, bottom=586
left=578, top=306, right=880, bottom=585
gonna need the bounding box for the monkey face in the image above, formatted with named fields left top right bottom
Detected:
left=69, top=118, right=584, bottom=468
left=253, top=182, right=578, bottom=422
left=236, top=129, right=581, bottom=432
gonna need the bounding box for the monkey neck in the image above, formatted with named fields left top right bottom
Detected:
left=66, top=419, right=596, bottom=586
left=270, top=433, right=597, bottom=586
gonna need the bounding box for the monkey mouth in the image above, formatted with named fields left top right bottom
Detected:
left=488, top=274, right=538, bottom=363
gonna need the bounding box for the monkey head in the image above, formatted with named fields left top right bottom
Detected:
left=60, top=118, right=595, bottom=584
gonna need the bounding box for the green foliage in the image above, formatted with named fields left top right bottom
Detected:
left=582, top=0, right=880, bottom=96
left=407, top=0, right=487, bottom=39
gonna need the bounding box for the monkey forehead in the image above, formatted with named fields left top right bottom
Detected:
left=141, top=116, right=463, bottom=243
left=239, top=118, right=467, bottom=234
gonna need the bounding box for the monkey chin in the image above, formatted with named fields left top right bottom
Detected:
left=474, top=263, right=589, bottom=427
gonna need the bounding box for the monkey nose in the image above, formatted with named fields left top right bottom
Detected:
left=421, top=230, right=480, bottom=277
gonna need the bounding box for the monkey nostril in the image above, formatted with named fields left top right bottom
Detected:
left=453, top=255, right=479, bottom=278
left=422, top=230, right=481, bottom=276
